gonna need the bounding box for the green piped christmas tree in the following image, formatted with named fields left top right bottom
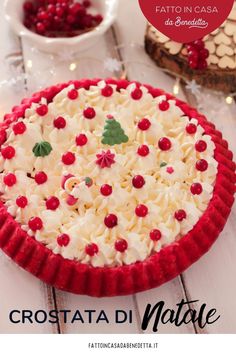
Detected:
left=33, top=141, right=52, bottom=157
left=102, top=117, right=128, bottom=146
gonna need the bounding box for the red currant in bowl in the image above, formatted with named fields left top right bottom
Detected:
left=5, top=0, right=118, bottom=54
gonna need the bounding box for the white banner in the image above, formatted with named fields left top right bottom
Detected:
left=0, top=334, right=236, bottom=354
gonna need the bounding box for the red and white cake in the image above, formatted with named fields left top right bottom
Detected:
left=0, top=79, right=235, bottom=296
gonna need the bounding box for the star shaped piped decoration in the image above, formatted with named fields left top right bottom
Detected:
left=96, top=150, right=116, bottom=169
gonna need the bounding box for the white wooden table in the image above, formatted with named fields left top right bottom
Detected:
left=0, top=0, right=236, bottom=334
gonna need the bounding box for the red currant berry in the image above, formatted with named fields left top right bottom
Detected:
left=132, top=175, right=145, bottom=189
left=62, top=152, right=76, bottom=165
left=94, top=14, right=103, bottom=24
left=104, top=214, right=118, bottom=228
left=36, top=104, right=48, bottom=116
left=48, top=4, right=56, bottom=14
left=190, top=183, right=203, bottom=195
left=13, top=122, right=26, bottom=135
left=67, top=89, right=78, bottom=100
left=158, top=137, right=172, bottom=151
left=28, top=217, right=43, bottom=231
left=37, top=11, right=49, bottom=21
left=159, top=100, right=170, bottom=111
left=131, top=88, right=143, bottom=100
left=83, top=0, right=91, bottom=8
left=115, top=239, right=128, bottom=253
left=195, top=140, right=207, bottom=152
left=57, top=233, right=70, bottom=247
left=36, top=22, right=46, bottom=34
left=135, top=204, right=148, bottom=217
left=198, top=60, right=208, bottom=70
left=138, top=118, right=151, bottom=131
left=186, top=123, right=197, bottom=134
left=1, top=146, right=15, bottom=159
left=137, top=144, right=149, bottom=157
left=76, top=134, right=88, bottom=146
left=199, top=48, right=209, bottom=59
left=188, top=49, right=199, bottom=62
left=46, top=196, right=60, bottom=210
left=101, top=85, right=113, bottom=97
left=100, top=184, right=112, bottom=196
left=85, top=243, right=99, bottom=256
left=23, top=1, right=34, bottom=13
left=83, top=107, right=96, bottom=119
left=175, top=209, right=187, bottom=222
left=16, top=196, right=28, bottom=208
left=4, top=173, right=17, bottom=187
left=193, top=39, right=204, bottom=49
left=196, top=159, right=208, bottom=172
left=53, top=116, right=66, bottom=129
left=150, top=229, right=162, bottom=241
left=35, top=171, right=48, bottom=185
left=66, top=14, right=76, bottom=24
left=55, top=6, right=64, bottom=17
left=189, top=59, right=198, bottom=70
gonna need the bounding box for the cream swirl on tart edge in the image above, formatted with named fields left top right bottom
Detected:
left=0, top=81, right=218, bottom=267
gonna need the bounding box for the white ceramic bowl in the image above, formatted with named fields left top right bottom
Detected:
left=4, top=0, right=118, bottom=54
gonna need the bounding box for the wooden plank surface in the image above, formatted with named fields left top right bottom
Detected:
left=0, top=0, right=235, bottom=334
left=0, top=3, right=55, bottom=334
